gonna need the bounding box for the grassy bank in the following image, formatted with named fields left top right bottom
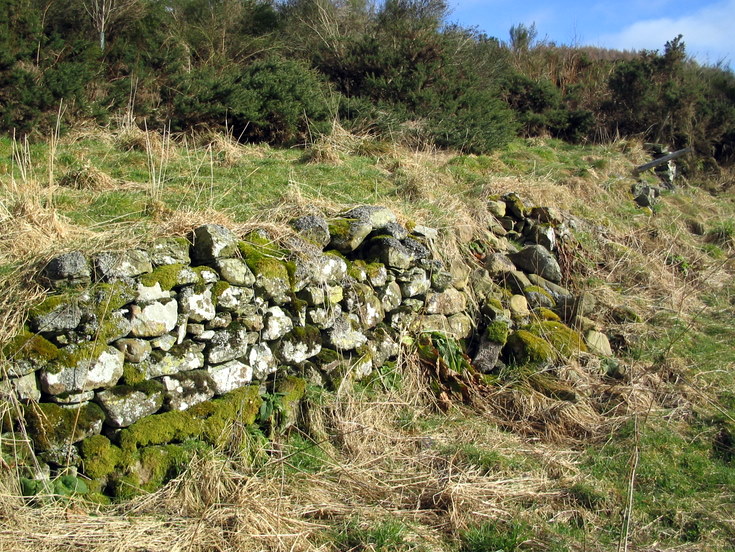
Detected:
left=1, top=127, right=734, bottom=551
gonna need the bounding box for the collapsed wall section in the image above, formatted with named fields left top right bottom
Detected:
left=1, top=198, right=615, bottom=499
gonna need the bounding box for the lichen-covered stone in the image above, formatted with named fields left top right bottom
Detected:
left=328, top=217, right=373, bottom=253
left=425, top=288, right=467, bottom=315
left=3, top=330, right=60, bottom=377
left=377, top=281, right=402, bottom=312
left=472, top=335, right=503, bottom=373
left=365, top=236, right=413, bottom=270
left=143, top=341, right=205, bottom=378
left=509, top=295, right=530, bottom=318
left=149, top=237, right=191, bottom=266
left=429, top=269, right=453, bottom=292
left=307, top=303, right=342, bottom=330
left=179, top=286, right=216, bottom=322
left=206, top=324, right=250, bottom=364
left=140, top=264, right=198, bottom=291
left=128, top=298, right=178, bottom=337
left=398, top=267, right=430, bottom=298
left=152, top=333, right=177, bottom=351
left=249, top=343, right=277, bottom=379
left=276, top=325, right=322, bottom=364
left=326, top=313, right=368, bottom=351
left=344, top=283, right=384, bottom=329
left=95, top=382, right=165, bottom=427
left=29, top=294, right=84, bottom=333
left=0, top=372, right=40, bottom=401
left=215, top=284, right=255, bottom=313
left=41, top=251, right=91, bottom=289
left=401, top=237, right=430, bottom=261
left=41, top=344, right=124, bottom=395
left=262, top=306, right=294, bottom=341
left=94, top=250, right=152, bottom=281
left=586, top=330, right=613, bottom=356
left=503, top=192, right=529, bottom=219
left=448, top=313, right=473, bottom=338
left=485, top=253, right=516, bottom=278
left=135, top=281, right=172, bottom=303
left=48, top=390, right=94, bottom=405
left=25, top=402, right=105, bottom=451
left=487, top=200, right=506, bottom=218
left=508, top=245, right=563, bottom=283
left=524, top=285, right=556, bottom=309
left=191, top=224, right=239, bottom=263
left=290, top=215, right=331, bottom=248
left=528, top=223, right=556, bottom=251
left=206, top=360, right=253, bottom=394
left=526, top=274, right=571, bottom=303
left=214, top=258, right=255, bottom=286
left=161, top=370, right=216, bottom=411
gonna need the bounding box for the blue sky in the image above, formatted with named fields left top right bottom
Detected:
left=447, top=0, right=735, bottom=66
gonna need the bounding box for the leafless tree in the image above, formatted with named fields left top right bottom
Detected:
left=82, top=0, right=143, bottom=51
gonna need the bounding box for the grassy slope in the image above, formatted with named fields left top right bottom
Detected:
left=1, top=127, right=734, bottom=551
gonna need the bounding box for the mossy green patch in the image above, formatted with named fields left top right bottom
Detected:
left=535, top=307, right=561, bottom=321
left=528, top=373, right=577, bottom=401
left=527, top=320, right=587, bottom=357
left=79, top=434, right=123, bottom=480
left=139, top=263, right=186, bottom=291
left=505, top=330, right=555, bottom=365
left=119, top=410, right=203, bottom=451
left=2, top=329, right=59, bottom=364
left=485, top=321, right=510, bottom=345
left=327, top=218, right=354, bottom=240
left=49, top=341, right=108, bottom=375
left=92, top=281, right=136, bottom=315
left=25, top=402, right=105, bottom=451
left=29, top=294, right=69, bottom=319
left=122, top=362, right=146, bottom=385
left=189, top=385, right=262, bottom=444
left=524, top=285, right=555, bottom=305
left=211, top=280, right=231, bottom=303
left=276, top=376, right=307, bottom=425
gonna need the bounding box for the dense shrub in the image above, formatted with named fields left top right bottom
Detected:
left=170, top=57, right=332, bottom=145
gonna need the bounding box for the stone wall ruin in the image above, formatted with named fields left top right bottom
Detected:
left=1, top=197, right=616, bottom=499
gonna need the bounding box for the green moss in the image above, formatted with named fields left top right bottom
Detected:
left=135, top=379, right=165, bottom=396
left=122, top=362, right=146, bottom=385
left=535, top=308, right=561, bottom=321
left=96, top=313, right=131, bottom=343
left=211, top=280, right=231, bottom=303
left=486, top=297, right=503, bottom=312
left=29, top=295, right=68, bottom=319
left=524, top=285, right=555, bottom=305
left=189, top=385, right=262, bottom=445
left=327, top=218, right=353, bottom=239
left=485, top=321, right=510, bottom=345
left=506, top=330, right=555, bottom=365
left=527, top=320, right=587, bottom=357
left=79, top=434, right=122, bottom=479
left=275, top=376, right=307, bottom=426
left=25, top=402, right=105, bottom=451
left=50, top=341, right=108, bottom=374
left=139, top=263, right=186, bottom=291
left=119, top=410, right=203, bottom=451
left=2, top=329, right=59, bottom=363
left=92, top=281, right=136, bottom=314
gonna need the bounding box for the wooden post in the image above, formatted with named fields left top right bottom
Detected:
left=632, top=147, right=692, bottom=176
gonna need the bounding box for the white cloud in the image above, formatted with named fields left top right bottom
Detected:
left=597, top=0, right=735, bottom=64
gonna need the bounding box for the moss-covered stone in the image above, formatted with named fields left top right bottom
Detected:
left=122, top=362, right=147, bottom=385
left=523, top=285, right=556, bottom=307
left=2, top=330, right=59, bottom=376
left=29, top=294, right=84, bottom=333
left=275, top=376, right=307, bottom=427
left=535, top=308, right=561, bottom=321
left=139, top=263, right=187, bottom=291
left=79, top=434, right=123, bottom=480
left=91, top=281, right=136, bottom=314
left=505, top=330, right=555, bottom=366
left=25, top=402, right=105, bottom=451
left=527, top=320, right=587, bottom=357
left=486, top=321, right=510, bottom=345
left=190, top=386, right=262, bottom=445
left=528, top=373, right=577, bottom=402
left=119, top=410, right=203, bottom=451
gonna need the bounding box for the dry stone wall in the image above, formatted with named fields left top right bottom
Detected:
left=1, top=197, right=615, bottom=499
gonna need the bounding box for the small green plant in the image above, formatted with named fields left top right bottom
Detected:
left=334, top=517, right=414, bottom=551
left=459, top=521, right=530, bottom=552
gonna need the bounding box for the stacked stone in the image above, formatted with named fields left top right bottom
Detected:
left=2, top=200, right=618, bottom=486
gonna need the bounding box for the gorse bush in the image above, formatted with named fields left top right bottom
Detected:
left=0, top=0, right=733, bottom=164
left=169, top=57, right=332, bottom=144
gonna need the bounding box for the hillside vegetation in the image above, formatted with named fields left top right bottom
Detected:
left=2, top=0, right=735, bottom=170
left=0, top=125, right=734, bottom=551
